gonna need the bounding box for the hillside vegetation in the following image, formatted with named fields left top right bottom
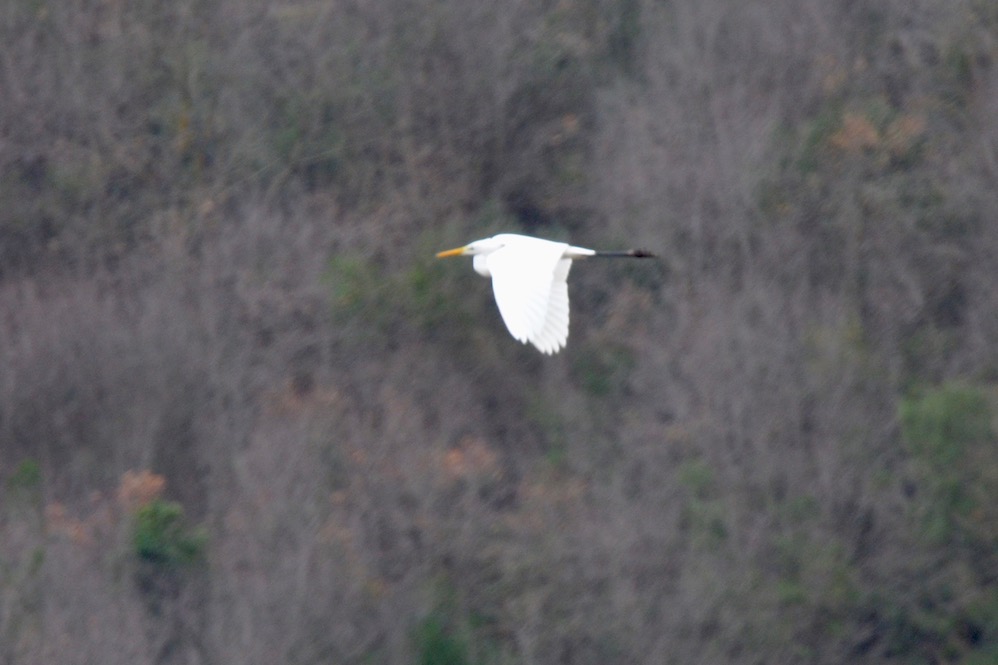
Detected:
left=1, top=0, right=997, bottom=663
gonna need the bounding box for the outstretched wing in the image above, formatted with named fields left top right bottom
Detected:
left=486, top=238, right=572, bottom=354
left=531, top=257, right=571, bottom=353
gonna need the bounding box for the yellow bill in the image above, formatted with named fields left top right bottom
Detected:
left=436, top=246, right=468, bottom=258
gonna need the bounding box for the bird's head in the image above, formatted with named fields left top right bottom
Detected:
left=435, top=235, right=506, bottom=259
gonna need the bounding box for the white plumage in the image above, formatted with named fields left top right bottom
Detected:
left=436, top=233, right=653, bottom=354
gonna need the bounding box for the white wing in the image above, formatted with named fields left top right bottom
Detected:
left=530, top=258, right=571, bottom=354
left=486, top=237, right=572, bottom=354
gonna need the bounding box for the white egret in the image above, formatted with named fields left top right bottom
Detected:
left=436, top=233, right=654, bottom=354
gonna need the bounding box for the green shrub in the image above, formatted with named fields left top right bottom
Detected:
left=900, top=383, right=991, bottom=461
left=900, top=382, right=995, bottom=544
left=413, top=615, right=471, bottom=665
left=677, top=459, right=727, bottom=546
left=8, top=459, right=41, bottom=492
left=523, top=390, right=569, bottom=468
left=571, top=342, right=635, bottom=398
left=6, top=459, right=43, bottom=513
left=325, top=233, right=479, bottom=351
left=132, top=499, right=206, bottom=566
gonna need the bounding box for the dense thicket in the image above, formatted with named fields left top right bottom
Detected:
left=1, top=1, right=997, bottom=663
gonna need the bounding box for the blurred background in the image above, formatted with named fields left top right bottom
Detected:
left=1, top=0, right=997, bottom=662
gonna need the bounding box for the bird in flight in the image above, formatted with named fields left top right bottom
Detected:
left=436, top=233, right=654, bottom=354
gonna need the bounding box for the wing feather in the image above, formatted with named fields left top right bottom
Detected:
left=531, top=258, right=571, bottom=353
left=528, top=259, right=571, bottom=353
left=487, top=238, right=571, bottom=352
